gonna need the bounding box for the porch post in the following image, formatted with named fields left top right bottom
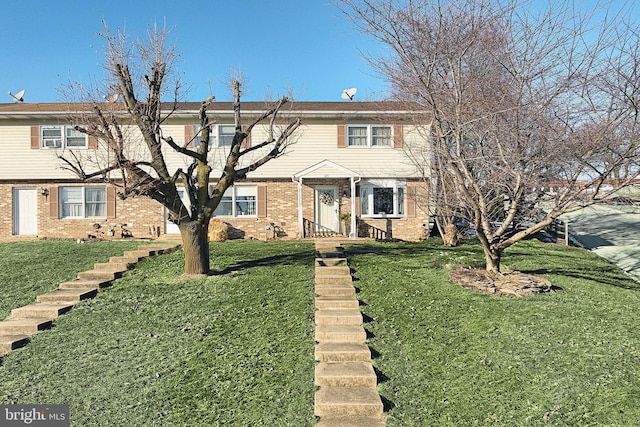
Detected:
left=350, top=177, right=357, bottom=239
left=296, top=177, right=304, bottom=238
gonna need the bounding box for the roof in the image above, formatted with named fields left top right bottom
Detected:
left=0, top=101, right=425, bottom=121
left=293, top=160, right=361, bottom=180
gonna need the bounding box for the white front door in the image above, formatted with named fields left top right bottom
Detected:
left=13, top=188, right=38, bottom=236
left=165, top=187, right=190, bottom=234
left=315, top=186, right=339, bottom=232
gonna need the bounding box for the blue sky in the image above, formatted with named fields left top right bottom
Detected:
left=0, top=0, right=387, bottom=103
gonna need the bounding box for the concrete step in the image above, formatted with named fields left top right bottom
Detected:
left=144, top=245, right=179, bottom=255
left=316, top=266, right=351, bottom=276
left=0, top=318, right=53, bottom=335
left=93, top=261, right=132, bottom=271
left=316, top=258, right=348, bottom=267
left=315, top=309, right=363, bottom=326
left=316, top=250, right=346, bottom=259
left=316, top=296, right=360, bottom=310
left=315, top=343, right=372, bottom=362
left=315, top=275, right=353, bottom=285
left=315, top=362, right=377, bottom=387
left=316, top=243, right=343, bottom=251
left=109, top=255, right=141, bottom=264
left=316, top=325, right=367, bottom=344
left=0, top=334, right=30, bottom=355
left=77, top=269, right=122, bottom=281
left=316, top=417, right=386, bottom=427
left=58, top=279, right=110, bottom=290
left=315, top=386, right=384, bottom=418
left=10, top=303, right=74, bottom=319
left=316, top=284, right=356, bottom=297
left=37, top=288, right=98, bottom=304
left=122, top=249, right=154, bottom=259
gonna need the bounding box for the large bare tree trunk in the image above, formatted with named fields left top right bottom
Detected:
left=477, top=231, right=502, bottom=273
left=179, top=221, right=210, bottom=276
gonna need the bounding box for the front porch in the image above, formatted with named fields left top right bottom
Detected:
left=293, top=160, right=361, bottom=240
left=302, top=217, right=396, bottom=240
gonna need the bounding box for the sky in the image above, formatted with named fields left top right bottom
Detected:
left=0, top=0, right=388, bottom=103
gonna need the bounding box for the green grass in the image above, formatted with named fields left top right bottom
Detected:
left=0, top=240, right=316, bottom=426
left=0, top=239, right=150, bottom=320
left=347, top=239, right=640, bottom=426
left=2, top=238, right=639, bottom=426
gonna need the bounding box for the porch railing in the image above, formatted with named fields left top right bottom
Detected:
left=357, top=220, right=390, bottom=240
left=302, top=218, right=391, bottom=240
left=302, top=218, right=341, bottom=238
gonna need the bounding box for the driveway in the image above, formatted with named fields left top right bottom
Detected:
left=561, top=205, right=640, bottom=281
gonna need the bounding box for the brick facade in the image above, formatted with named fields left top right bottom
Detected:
left=0, top=178, right=429, bottom=242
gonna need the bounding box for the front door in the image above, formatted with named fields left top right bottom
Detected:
left=13, top=188, right=38, bottom=236
left=315, top=186, right=339, bottom=233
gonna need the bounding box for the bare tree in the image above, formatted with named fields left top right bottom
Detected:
left=58, top=23, right=301, bottom=276
left=338, top=0, right=640, bottom=272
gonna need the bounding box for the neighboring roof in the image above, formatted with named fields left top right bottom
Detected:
left=0, top=101, right=425, bottom=121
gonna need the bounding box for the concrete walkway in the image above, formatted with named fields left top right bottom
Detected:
left=314, top=240, right=385, bottom=427
left=0, top=243, right=180, bottom=356
left=561, top=205, right=640, bottom=281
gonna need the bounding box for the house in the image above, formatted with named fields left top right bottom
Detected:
left=0, top=102, right=430, bottom=241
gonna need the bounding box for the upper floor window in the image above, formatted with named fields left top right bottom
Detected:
left=41, top=126, right=88, bottom=149
left=360, top=180, right=405, bottom=217
left=347, top=125, right=393, bottom=147
left=194, top=124, right=237, bottom=148
left=212, top=185, right=257, bottom=217
left=60, top=186, right=106, bottom=218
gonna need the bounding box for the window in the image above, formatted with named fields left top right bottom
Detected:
left=41, top=126, right=87, bottom=149
left=360, top=181, right=405, bottom=217
left=60, top=187, right=106, bottom=218
left=347, top=125, right=393, bottom=147
left=213, top=186, right=257, bottom=217
left=194, top=124, right=237, bottom=147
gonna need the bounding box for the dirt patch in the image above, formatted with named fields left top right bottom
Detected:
left=449, top=267, right=558, bottom=297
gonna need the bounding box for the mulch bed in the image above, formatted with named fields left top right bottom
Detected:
left=449, top=267, right=558, bottom=297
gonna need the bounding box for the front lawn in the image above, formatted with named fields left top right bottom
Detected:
left=1, top=238, right=638, bottom=426
left=347, top=239, right=640, bottom=426
left=0, top=240, right=316, bottom=426
left=0, top=239, right=150, bottom=320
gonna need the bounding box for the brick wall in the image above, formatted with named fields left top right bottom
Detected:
left=0, top=179, right=429, bottom=242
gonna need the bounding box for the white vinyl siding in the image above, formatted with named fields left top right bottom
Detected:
left=0, top=121, right=425, bottom=180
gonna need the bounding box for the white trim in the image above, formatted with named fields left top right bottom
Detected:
left=193, top=124, right=237, bottom=148
left=40, top=125, right=88, bottom=149
left=293, top=159, right=361, bottom=179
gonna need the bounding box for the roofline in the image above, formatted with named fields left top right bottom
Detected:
left=0, top=101, right=426, bottom=119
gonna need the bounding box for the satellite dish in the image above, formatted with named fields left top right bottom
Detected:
left=8, top=90, right=25, bottom=103
left=341, top=87, right=357, bottom=101
left=105, top=93, right=119, bottom=103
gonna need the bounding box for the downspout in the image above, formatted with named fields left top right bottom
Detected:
left=292, top=175, right=304, bottom=238
left=350, top=176, right=361, bottom=239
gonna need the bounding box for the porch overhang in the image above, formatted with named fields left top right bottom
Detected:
left=292, top=160, right=361, bottom=239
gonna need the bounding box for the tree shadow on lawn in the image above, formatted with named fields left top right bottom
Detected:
left=208, top=250, right=313, bottom=276
left=506, top=247, right=640, bottom=291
